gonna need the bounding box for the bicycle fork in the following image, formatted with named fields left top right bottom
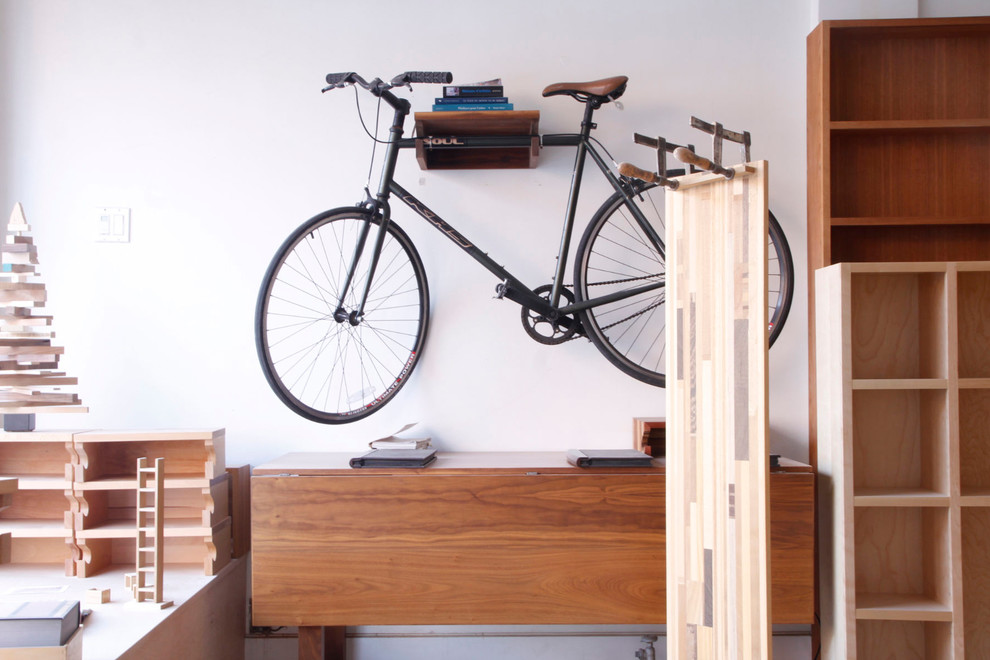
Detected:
left=332, top=201, right=393, bottom=326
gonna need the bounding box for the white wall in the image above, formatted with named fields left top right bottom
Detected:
left=0, top=1, right=975, bottom=658
left=0, top=0, right=812, bottom=464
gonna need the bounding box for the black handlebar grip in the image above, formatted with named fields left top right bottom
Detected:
left=399, top=71, right=453, bottom=84
left=325, top=71, right=355, bottom=85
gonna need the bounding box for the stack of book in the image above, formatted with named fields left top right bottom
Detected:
left=433, top=78, right=513, bottom=112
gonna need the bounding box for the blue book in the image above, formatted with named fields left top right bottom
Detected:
left=443, top=85, right=504, bottom=97
left=434, top=97, right=510, bottom=105
left=431, top=103, right=514, bottom=112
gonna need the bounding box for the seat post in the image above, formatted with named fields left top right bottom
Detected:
left=579, top=97, right=600, bottom=136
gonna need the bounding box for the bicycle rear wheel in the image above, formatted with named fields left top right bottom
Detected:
left=574, top=183, right=667, bottom=387
left=255, top=208, right=429, bottom=423
left=574, top=183, right=795, bottom=388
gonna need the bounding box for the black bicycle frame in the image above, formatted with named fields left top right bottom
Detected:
left=341, top=93, right=666, bottom=323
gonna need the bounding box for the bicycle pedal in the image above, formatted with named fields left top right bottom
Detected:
left=494, top=281, right=509, bottom=299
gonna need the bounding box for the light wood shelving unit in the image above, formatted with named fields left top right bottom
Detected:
left=807, top=16, right=990, bottom=464
left=816, top=261, right=990, bottom=659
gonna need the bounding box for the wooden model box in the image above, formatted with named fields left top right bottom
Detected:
left=0, top=428, right=235, bottom=578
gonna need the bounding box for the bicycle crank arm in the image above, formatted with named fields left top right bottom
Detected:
left=495, top=280, right=557, bottom=318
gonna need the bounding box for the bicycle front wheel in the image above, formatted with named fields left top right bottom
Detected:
left=574, top=183, right=667, bottom=387
left=255, top=208, right=429, bottom=423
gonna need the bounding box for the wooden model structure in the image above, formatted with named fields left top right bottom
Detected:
left=0, top=428, right=239, bottom=577
left=665, top=159, right=771, bottom=659
left=128, top=457, right=172, bottom=608
left=0, top=203, right=87, bottom=430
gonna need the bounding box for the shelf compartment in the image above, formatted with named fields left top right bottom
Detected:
left=832, top=225, right=990, bottom=263
left=830, top=131, right=990, bottom=221
left=855, top=620, right=954, bottom=660
left=4, top=536, right=72, bottom=564
left=854, top=507, right=953, bottom=615
left=829, top=21, right=990, bottom=122
left=413, top=111, right=540, bottom=170
left=75, top=517, right=231, bottom=577
left=94, top=478, right=229, bottom=528
left=852, top=389, right=950, bottom=495
left=0, top=440, right=73, bottom=479
left=72, top=430, right=225, bottom=483
left=0, top=488, right=71, bottom=526
left=962, top=508, right=990, bottom=657
left=957, top=270, right=990, bottom=378
left=959, top=388, right=990, bottom=495
left=849, top=271, right=948, bottom=379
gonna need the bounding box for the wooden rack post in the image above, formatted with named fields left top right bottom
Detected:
left=131, top=457, right=172, bottom=608
left=665, top=161, right=772, bottom=659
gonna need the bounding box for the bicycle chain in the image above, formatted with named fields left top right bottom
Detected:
left=559, top=274, right=665, bottom=343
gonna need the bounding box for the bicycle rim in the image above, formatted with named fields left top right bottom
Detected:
left=575, top=183, right=667, bottom=387
left=256, top=209, right=429, bottom=423
left=767, top=210, right=794, bottom=347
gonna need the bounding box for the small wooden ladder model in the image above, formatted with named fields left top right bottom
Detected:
left=129, top=457, right=173, bottom=608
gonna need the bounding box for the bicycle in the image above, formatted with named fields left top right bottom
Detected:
left=255, top=71, right=794, bottom=424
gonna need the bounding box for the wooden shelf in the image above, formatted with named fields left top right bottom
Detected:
left=0, top=519, right=71, bottom=538
left=73, top=475, right=215, bottom=490
left=854, top=488, right=950, bottom=507
left=830, top=119, right=990, bottom=133
left=856, top=593, right=954, bottom=622
left=76, top=518, right=227, bottom=540
left=413, top=110, right=539, bottom=170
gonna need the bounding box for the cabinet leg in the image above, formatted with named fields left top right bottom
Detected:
left=298, top=626, right=346, bottom=660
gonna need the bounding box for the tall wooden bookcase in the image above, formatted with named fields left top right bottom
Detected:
left=816, top=261, right=990, bottom=659
left=807, top=16, right=990, bottom=461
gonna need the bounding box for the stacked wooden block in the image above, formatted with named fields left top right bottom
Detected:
left=0, top=204, right=87, bottom=426
left=0, top=428, right=246, bottom=577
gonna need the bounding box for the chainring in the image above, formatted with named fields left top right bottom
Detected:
left=521, top=284, right=582, bottom=345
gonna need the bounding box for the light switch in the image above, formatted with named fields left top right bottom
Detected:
left=96, top=207, right=130, bottom=243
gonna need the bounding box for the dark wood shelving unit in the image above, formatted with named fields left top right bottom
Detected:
left=807, top=16, right=990, bottom=465
left=413, top=110, right=540, bottom=170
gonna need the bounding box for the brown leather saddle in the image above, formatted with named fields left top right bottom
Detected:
left=541, top=76, right=628, bottom=103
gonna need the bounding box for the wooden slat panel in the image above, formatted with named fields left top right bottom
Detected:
left=666, top=162, right=771, bottom=659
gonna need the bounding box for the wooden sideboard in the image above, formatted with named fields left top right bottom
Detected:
left=251, top=452, right=814, bottom=659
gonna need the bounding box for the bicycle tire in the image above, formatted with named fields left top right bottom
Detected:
left=574, top=182, right=668, bottom=387
left=767, top=210, right=794, bottom=347
left=255, top=208, right=429, bottom=423
left=574, top=183, right=796, bottom=387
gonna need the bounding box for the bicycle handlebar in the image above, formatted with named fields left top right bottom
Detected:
left=323, top=70, right=452, bottom=93
left=392, top=71, right=453, bottom=85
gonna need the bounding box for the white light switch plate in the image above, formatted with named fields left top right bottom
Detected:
left=96, top=207, right=130, bottom=243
